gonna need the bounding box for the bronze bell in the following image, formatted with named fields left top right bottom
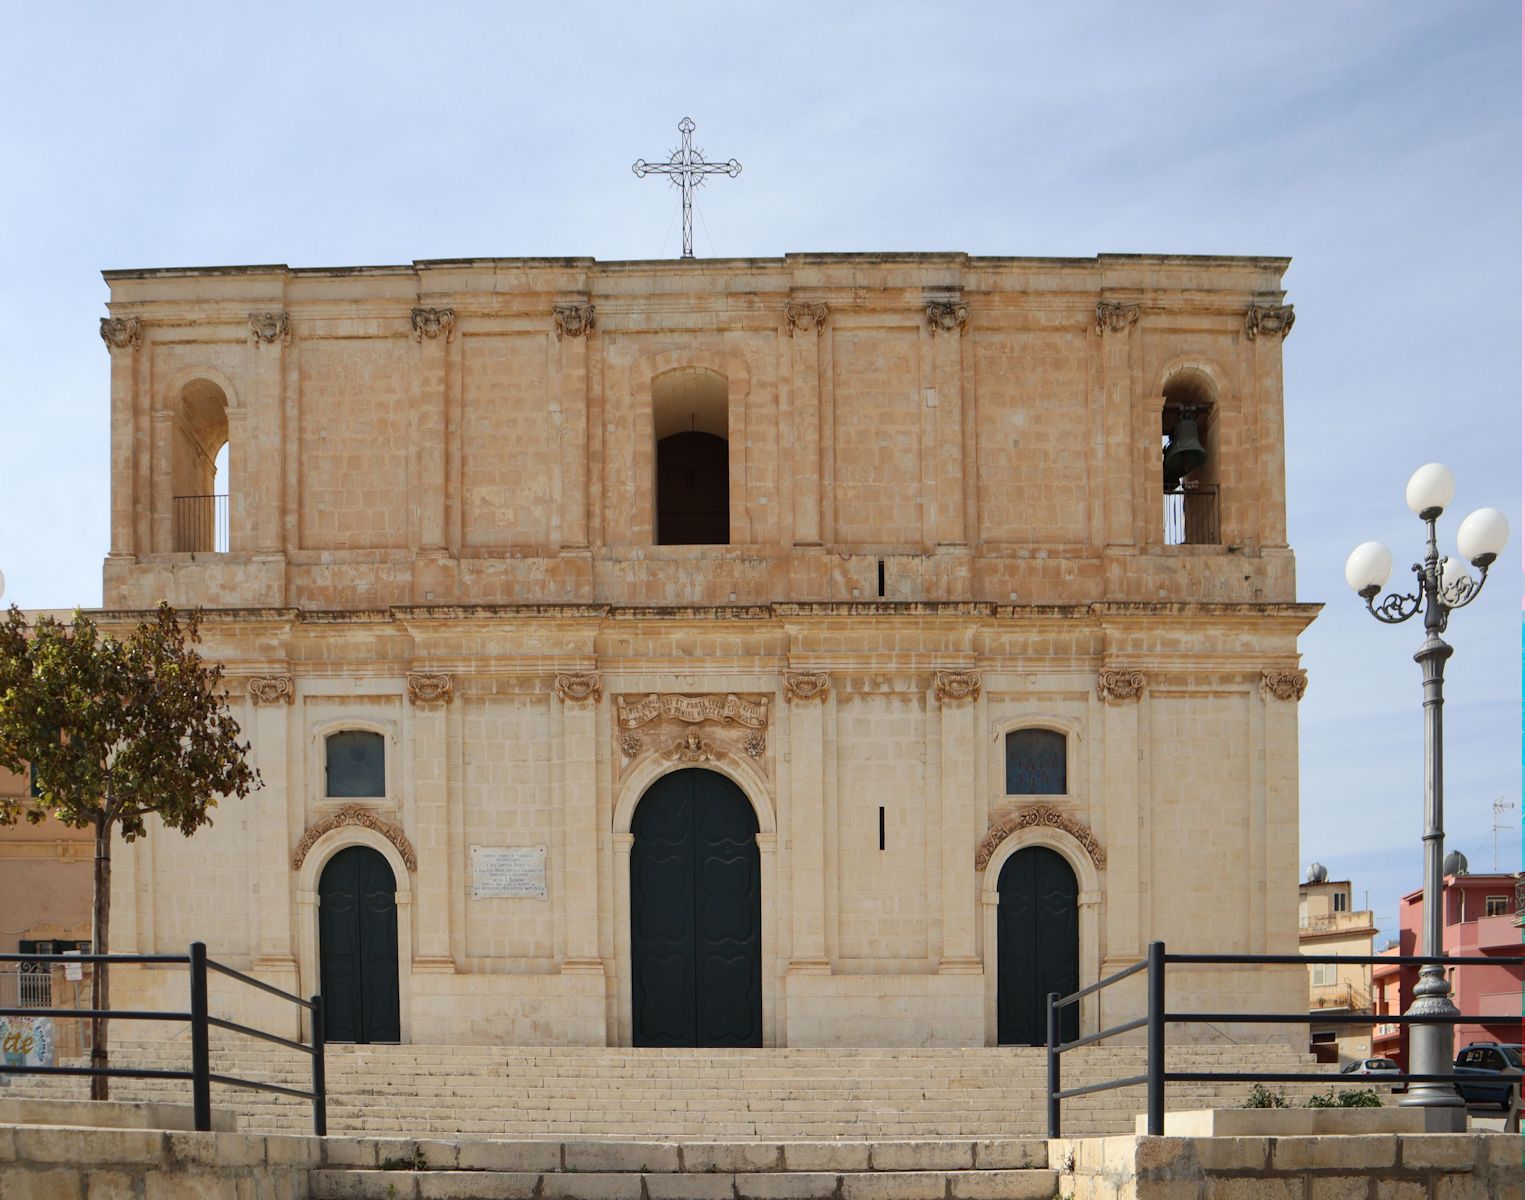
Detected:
left=1163, top=412, right=1207, bottom=489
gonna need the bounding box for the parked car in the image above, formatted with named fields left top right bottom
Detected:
left=1339, top=1057, right=1400, bottom=1076
left=1452, top=1043, right=1523, bottom=1109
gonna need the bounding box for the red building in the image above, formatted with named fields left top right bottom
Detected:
left=1371, top=870, right=1523, bottom=1069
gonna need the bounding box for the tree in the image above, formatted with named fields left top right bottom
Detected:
left=0, top=603, right=257, bottom=1099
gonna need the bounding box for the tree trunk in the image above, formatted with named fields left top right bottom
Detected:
left=89, top=815, right=110, bottom=1102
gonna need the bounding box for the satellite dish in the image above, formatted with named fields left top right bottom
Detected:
left=1306, top=863, right=1328, bottom=883
left=1443, top=850, right=1468, bottom=877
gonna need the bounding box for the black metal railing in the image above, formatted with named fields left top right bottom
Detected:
left=1163, top=484, right=1218, bottom=546
left=172, top=494, right=229, bottom=553
left=1046, top=941, right=1525, bottom=1137
left=0, top=942, right=325, bottom=1134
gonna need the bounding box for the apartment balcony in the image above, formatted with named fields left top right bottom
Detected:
left=1457, top=911, right=1525, bottom=953
left=1299, top=911, right=1378, bottom=938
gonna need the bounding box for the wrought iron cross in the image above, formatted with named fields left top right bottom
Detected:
left=632, top=118, right=741, bottom=259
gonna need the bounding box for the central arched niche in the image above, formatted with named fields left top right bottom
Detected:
left=171, top=378, right=230, bottom=552
left=652, top=367, right=729, bottom=545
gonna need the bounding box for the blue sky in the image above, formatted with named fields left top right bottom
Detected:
left=0, top=3, right=1519, bottom=942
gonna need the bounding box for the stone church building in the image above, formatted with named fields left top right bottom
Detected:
left=96, top=252, right=1315, bottom=1049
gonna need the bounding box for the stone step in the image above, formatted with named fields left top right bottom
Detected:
left=310, top=1169, right=1061, bottom=1200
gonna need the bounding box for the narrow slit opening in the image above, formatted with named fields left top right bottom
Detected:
left=878, top=806, right=886, bottom=851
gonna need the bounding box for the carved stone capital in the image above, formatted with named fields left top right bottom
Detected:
left=926, top=301, right=969, bottom=334
left=554, top=672, right=602, bottom=703
left=406, top=673, right=453, bottom=706
left=976, top=804, right=1105, bottom=871
left=1095, top=301, right=1140, bottom=335
left=1260, top=670, right=1308, bottom=702
left=99, top=317, right=142, bottom=350
left=1245, top=303, right=1295, bottom=340
left=785, top=301, right=828, bottom=336
left=292, top=804, right=416, bottom=871
left=1097, top=669, right=1147, bottom=703
left=553, top=304, right=595, bottom=341
left=248, top=676, right=295, bottom=706
left=933, top=669, right=981, bottom=703
left=249, top=312, right=289, bottom=345
left=411, top=307, right=455, bottom=342
left=784, top=671, right=831, bottom=702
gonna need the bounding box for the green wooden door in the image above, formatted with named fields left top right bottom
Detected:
left=996, top=846, right=1079, bottom=1046
left=319, top=846, right=400, bottom=1043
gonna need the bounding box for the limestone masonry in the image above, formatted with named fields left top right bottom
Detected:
left=96, top=252, right=1317, bottom=1048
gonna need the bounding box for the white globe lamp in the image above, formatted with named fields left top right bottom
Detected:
left=1405, top=463, right=1455, bottom=517
left=1455, top=507, right=1509, bottom=567
left=1344, top=541, right=1393, bottom=597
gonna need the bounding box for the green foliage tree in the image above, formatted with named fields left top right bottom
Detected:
left=0, top=603, right=257, bottom=1099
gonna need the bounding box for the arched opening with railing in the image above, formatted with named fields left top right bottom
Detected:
left=171, top=379, right=230, bottom=552
left=652, top=367, right=730, bottom=545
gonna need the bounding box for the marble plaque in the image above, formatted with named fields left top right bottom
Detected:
left=470, top=845, right=547, bottom=899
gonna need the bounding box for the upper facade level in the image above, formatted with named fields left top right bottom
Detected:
left=101, top=252, right=1296, bottom=610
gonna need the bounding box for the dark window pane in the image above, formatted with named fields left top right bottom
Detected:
left=326, top=731, right=385, bottom=797
left=1005, top=728, right=1066, bottom=795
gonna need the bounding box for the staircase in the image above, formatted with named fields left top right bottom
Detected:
left=4, top=1040, right=1328, bottom=1140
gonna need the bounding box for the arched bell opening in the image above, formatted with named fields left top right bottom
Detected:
left=1161, top=369, right=1219, bottom=546
left=171, top=379, right=230, bottom=552
left=652, top=367, right=730, bottom=545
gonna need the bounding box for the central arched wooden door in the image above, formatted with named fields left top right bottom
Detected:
left=996, top=845, right=1079, bottom=1046
left=318, top=846, right=400, bottom=1043
left=630, top=768, right=762, bottom=1046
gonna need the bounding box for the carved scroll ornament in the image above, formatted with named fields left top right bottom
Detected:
left=406, top=673, right=453, bottom=706
left=99, top=317, right=142, bottom=350
left=554, top=672, right=603, bottom=703
left=784, top=671, right=831, bottom=702
left=617, top=693, right=768, bottom=729
left=1245, top=304, right=1295, bottom=340
left=785, top=301, right=828, bottom=336
left=249, top=312, right=289, bottom=345
left=553, top=304, right=595, bottom=340
left=411, top=307, right=455, bottom=342
left=1097, top=669, right=1147, bottom=703
left=292, top=804, right=416, bottom=871
left=933, top=670, right=981, bottom=703
left=248, top=676, right=295, bottom=706
left=1260, top=670, right=1308, bottom=702
left=976, top=803, right=1105, bottom=871
left=925, top=301, right=969, bottom=334
left=1095, top=301, right=1140, bottom=334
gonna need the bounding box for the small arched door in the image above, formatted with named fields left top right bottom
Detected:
left=318, top=846, right=400, bottom=1043
left=630, top=768, right=761, bottom=1046
left=996, top=846, right=1079, bottom=1046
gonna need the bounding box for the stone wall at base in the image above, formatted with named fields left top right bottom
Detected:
left=1051, top=1132, right=1525, bottom=1200
left=0, top=1124, right=316, bottom=1200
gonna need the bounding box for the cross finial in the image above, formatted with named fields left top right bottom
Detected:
left=632, top=118, right=741, bottom=259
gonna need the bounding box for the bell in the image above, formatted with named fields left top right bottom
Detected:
left=1163, top=413, right=1207, bottom=488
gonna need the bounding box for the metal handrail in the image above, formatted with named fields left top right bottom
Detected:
left=1046, top=942, right=1525, bottom=1138
left=0, top=942, right=326, bottom=1135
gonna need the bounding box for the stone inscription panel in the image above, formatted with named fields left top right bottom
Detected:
left=470, top=845, right=547, bottom=899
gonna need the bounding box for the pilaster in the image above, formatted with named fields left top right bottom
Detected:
left=558, top=672, right=602, bottom=970
left=786, top=301, right=826, bottom=546
left=412, top=308, right=453, bottom=552
left=785, top=671, right=830, bottom=971
left=102, top=318, right=142, bottom=559
left=251, top=685, right=295, bottom=963
left=1096, top=300, right=1140, bottom=547
left=936, top=670, right=980, bottom=969
left=555, top=303, right=593, bottom=551
left=407, top=672, right=452, bottom=966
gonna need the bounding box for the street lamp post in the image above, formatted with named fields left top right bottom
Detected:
left=1345, top=463, right=1509, bottom=1126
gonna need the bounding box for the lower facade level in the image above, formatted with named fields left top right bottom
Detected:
left=105, top=602, right=1314, bottom=1047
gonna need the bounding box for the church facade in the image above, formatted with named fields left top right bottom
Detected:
left=96, top=252, right=1315, bottom=1047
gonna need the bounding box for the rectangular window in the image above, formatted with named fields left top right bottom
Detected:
left=1310, top=962, right=1335, bottom=987
left=1484, top=895, right=1509, bottom=917
left=1004, top=729, right=1067, bottom=795
left=1333, top=893, right=1347, bottom=912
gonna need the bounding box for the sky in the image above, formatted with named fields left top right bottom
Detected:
left=0, top=3, right=1519, bottom=944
